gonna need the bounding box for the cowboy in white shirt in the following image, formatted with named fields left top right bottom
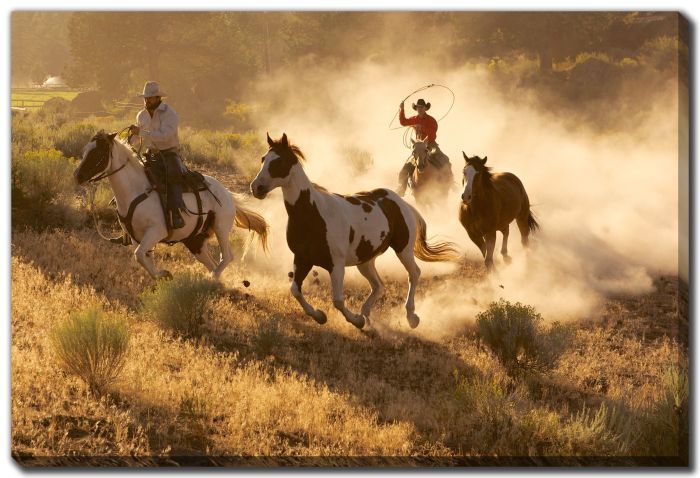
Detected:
left=129, top=81, right=186, bottom=229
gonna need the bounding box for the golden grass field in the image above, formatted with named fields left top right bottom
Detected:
left=11, top=163, right=688, bottom=466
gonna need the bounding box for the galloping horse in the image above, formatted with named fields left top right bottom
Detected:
left=251, top=133, right=460, bottom=330
left=409, top=138, right=454, bottom=207
left=75, top=131, right=269, bottom=280
left=459, top=153, right=538, bottom=270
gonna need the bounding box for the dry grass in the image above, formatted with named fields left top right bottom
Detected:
left=11, top=110, right=687, bottom=465
left=11, top=226, right=687, bottom=464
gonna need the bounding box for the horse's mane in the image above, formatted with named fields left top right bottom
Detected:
left=467, top=157, right=494, bottom=187
left=289, top=144, right=306, bottom=163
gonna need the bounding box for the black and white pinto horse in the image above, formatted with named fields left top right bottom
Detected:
left=251, top=133, right=460, bottom=330
left=75, top=131, right=269, bottom=280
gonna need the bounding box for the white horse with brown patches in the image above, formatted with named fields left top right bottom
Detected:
left=75, top=131, right=269, bottom=280
left=251, top=133, right=460, bottom=329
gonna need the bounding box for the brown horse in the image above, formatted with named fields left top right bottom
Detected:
left=459, top=153, right=538, bottom=270
left=409, top=139, right=454, bottom=207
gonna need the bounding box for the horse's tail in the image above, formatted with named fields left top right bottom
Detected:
left=527, top=209, right=540, bottom=234
left=234, top=205, right=270, bottom=253
left=409, top=205, right=461, bottom=262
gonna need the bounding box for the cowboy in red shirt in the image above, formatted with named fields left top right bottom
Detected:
left=396, top=98, right=447, bottom=196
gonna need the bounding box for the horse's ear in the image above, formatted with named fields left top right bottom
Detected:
left=281, top=133, right=289, bottom=147
left=266, top=132, right=274, bottom=147
left=462, top=151, right=468, bottom=162
left=483, top=156, right=488, bottom=164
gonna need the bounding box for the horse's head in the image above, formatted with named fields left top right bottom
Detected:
left=461, top=152, right=488, bottom=205
left=250, top=133, right=305, bottom=199
left=411, top=138, right=436, bottom=171
left=74, top=130, right=117, bottom=185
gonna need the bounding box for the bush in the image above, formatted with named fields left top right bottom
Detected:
left=636, top=364, right=689, bottom=459
left=53, top=121, right=97, bottom=159
left=342, top=145, right=374, bottom=175
left=12, top=148, right=76, bottom=208
left=51, top=308, right=130, bottom=395
left=140, top=272, right=220, bottom=338
left=476, top=299, right=574, bottom=373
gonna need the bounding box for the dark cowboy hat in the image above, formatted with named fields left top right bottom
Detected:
left=412, top=98, right=431, bottom=110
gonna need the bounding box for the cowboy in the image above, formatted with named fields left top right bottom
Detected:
left=396, top=98, right=447, bottom=196
left=128, top=81, right=186, bottom=230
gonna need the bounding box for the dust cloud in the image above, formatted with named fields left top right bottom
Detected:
left=238, top=57, right=681, bottom=335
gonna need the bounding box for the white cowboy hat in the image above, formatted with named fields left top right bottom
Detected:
left=138, top=81, right=167, bottom=98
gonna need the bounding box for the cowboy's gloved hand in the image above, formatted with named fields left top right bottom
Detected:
left=129, top=124, right=140, bottom=135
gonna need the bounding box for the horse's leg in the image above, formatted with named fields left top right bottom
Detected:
left=500, top=226, right=512, bottom=264
left=396, top=248, right=421, bottom=329
left=290, top=257, right=327, bottom=325
left=189, top=242, right=217, bottom=273
left=330, top=261, right=365, bottom=329
left=134, top=227, right=170, bottom=280
left=356, top=258, right=385, bottom=320
left=484, top=230, right=497, bottom=271
left=211, top=214, right=234, bottom=280
left=466, top=227, right=487, bottom=257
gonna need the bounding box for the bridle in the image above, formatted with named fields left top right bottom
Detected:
left=86, top=127, right=133, bottom=183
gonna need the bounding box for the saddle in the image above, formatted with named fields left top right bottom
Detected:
left=141, top=152, right=209, bottom=198
left=114, top=153, right=219, bottom=246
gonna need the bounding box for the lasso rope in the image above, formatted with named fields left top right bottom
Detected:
left=388, top=83, right=456, bottom=149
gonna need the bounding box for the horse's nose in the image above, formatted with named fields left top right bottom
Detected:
left=252, top=183, right=267, bottom=199
left=462, top=193, right=471, bottom=204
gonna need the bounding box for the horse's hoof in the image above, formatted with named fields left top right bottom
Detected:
left=502, top=255, right=512, bottom=264
left=407, top=314, right=420, bottom=329
left=312, top=309, right=327, bottom=325
left=347, top=314, right=365, bottom=330
left=158, top=271, right=173, bottom=281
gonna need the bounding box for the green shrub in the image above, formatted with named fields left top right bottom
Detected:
left=140, top=272, right=220, bottom=337
left=12, top=148, right=76, bottom=208
left=51, top=308, right=130, bottom=395
left=476, top=300, right=574, bottom=374
left=563, top=402, right=634, bottom=455
left=637, top=364, right=689, bottom=460
left=53, top=121, right=97, bottom=159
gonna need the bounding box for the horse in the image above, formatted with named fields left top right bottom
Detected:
left=459, top=153, right=539, bottom=270
left=251, top=133, right=461, bottom=330
left=74, top=130, right=269, bottom=280
left=409, top=138, right=454, bottom=207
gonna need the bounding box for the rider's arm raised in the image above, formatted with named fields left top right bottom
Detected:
left=399, top=107, right=418, bottom=126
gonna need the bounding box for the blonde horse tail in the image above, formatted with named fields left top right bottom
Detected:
left=234, top=206, right=270, bottom=253
left=409, top=205, right=461, bottom=262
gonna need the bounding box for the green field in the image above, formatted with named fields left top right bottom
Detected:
left=11, top=88, right=81, bottom=109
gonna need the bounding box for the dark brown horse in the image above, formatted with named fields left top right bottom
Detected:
left=459, top=153, right=539, bottom=270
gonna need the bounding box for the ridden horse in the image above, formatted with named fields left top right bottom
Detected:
left=251, top=133, right=460, bottom=329
left=459, top=153, right=538, bottom=270
left=74, top=131, right=269, bottom=280
left=409, top=138, right=454, bottom=207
